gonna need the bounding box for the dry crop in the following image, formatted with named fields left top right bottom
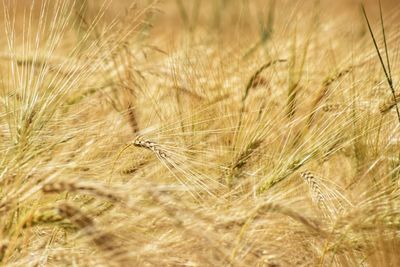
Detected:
left=1, top=0, right=400, bottom=266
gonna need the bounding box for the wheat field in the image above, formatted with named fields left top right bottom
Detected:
left=0, top=0, right=400, bottom=266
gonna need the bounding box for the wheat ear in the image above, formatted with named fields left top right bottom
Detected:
left=301, top=170, right=325, bottom=206
left=133, top=135, right=168, bottom=159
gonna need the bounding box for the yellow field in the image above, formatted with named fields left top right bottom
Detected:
left=0, top=0, right=400, bottom=266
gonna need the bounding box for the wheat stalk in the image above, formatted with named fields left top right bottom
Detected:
left=43, top=180, right=125, bottom=203
left=226, top=138, right=262, bottom=187
left=307, top=66, right=352, bottom=127
left=120, top=161, right=147, bottom=175
left=58, top=203, right=95, bottom=229
left=379, top=92, right=400, bottom=114
left=126, top=103, right=139, bottom=134
left=22, top=208, right=65, bottom=228
left=301, top=170, right=325, bottom=206
left=146, top=188, right=232, bottom=264
left=242, top=59, right=286, bottom=104
left=255, top=202, right=323, bottom=234
left=301, top=170, right=352, bottom=220
left=218, top=201, right=323, bottom=234
left=133, top=135, right=168, bottom=159
left=57, top=202, right=130, bottom=265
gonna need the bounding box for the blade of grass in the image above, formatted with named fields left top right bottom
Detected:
left=361, top=4, right=400, bottom=124
left=379, top=0, right=391, bottom=80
